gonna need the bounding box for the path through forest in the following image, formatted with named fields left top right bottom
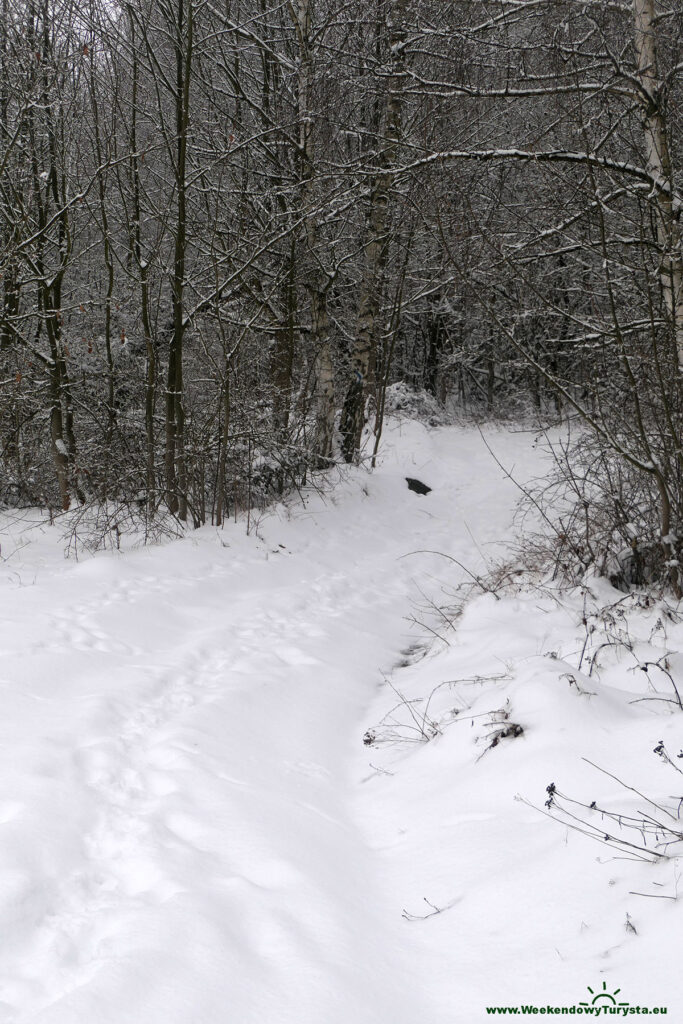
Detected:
left=0, top=422, right=542, bottom=1023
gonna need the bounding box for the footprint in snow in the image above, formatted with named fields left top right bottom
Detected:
left=284, top=760, right=330, bottom=781
left=275, top=645, right=320, bottom=667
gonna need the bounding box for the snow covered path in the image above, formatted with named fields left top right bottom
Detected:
left=0, top=423, right=542, bottom=1023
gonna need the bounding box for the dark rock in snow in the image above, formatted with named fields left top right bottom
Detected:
left=405, top=477, right=432, bottom=495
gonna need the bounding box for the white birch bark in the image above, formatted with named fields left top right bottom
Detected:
left=340, top=0, right=408, bottom=463
left=291, top=0, right=336, bottom=463
left=632, top=0, right=683, bottom=372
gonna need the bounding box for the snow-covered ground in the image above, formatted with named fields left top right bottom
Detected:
left=0, top=419, right=680, bottom=1022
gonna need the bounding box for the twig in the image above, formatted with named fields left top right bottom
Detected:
left=402, top=896, right=457, bottom=921
left=517, top=796, right=658, bottom=862
left=582, top=757, right=678, bottom=821
left=398, top=549, right=500, bottom=599
left=628, top=891, right=677, bottom=899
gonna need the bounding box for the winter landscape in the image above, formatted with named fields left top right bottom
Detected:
left=2, top=0, right=683, bottom=1020
left=1, top=414, right=682, bottom=1022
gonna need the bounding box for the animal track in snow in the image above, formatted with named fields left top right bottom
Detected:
left=19, top=646, right=229, bottom=1013
left=45, top=618, right=140, bottom=656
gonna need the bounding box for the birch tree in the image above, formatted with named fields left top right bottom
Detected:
left=339, top=0, right=409, bottom=463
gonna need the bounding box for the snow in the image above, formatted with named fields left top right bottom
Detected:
left=0, top=419, right=680, bottom=1021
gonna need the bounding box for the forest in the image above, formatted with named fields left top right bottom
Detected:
left=2, top=4, right=683, bottom=1017
left=1, top=0, right=682, bottom=586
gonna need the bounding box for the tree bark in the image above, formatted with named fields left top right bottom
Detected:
left=632, top=0, right=683, bottom=369
left=340, top=0, right=407, bottom=463
left=162, top=0, right=193, bottom=520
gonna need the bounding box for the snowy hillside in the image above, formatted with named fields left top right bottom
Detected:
left=0, top=420, right=679, bottom=1022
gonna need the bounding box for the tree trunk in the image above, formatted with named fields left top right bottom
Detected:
left=165, top=0, right=193, bottom=520
left=290, top=0, right=336, bottom=465
left=313, top=292, right=335, bottom=464
left=340, top=0, right=407, bottom=463
left=632, top=0, right=683, bottom=371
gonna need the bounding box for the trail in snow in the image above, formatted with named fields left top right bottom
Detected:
left=0, top=421, right=544, bottom=1023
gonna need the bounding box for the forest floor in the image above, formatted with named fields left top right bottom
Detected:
left=0, top=417, right=680, bottom=1022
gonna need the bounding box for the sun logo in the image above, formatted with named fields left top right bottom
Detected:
left=580, top=981, right=629, bottom=1008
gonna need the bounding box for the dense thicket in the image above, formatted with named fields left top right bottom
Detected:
left=1, top=1, right=682, bottom=581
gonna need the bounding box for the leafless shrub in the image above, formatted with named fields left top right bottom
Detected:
left=513, top=429, right=680, bottom=592
left=523, top=754, right=683, bottom=864
left=476, top=700, right=524, bottom=759
left=363, top=673, right=511, bottom=748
